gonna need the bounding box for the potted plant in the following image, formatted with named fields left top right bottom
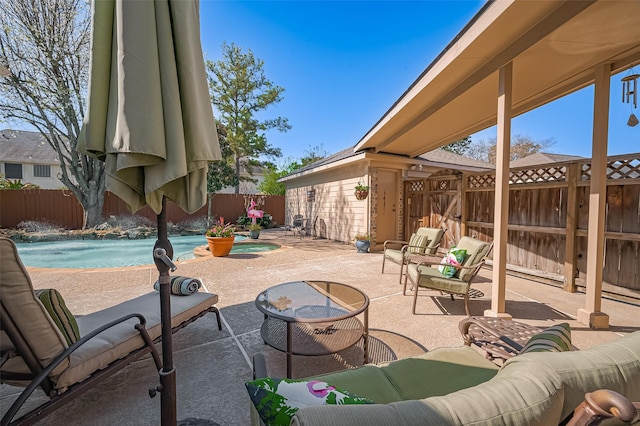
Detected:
left=248, top=223, right=262, bottom=239
left=355, top=182, right=369, bottom=200
left=354, top=233, right=370, bottom=253
left=205, top=220, right=235, bottom=257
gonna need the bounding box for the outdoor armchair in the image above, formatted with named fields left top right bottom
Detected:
left=381, top=227, right=445, bottom=283
left=404, top=236, right=493, bottom=315
left=0, top=237, right=221, bottom=426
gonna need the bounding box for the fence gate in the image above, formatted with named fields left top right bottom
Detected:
left=404, top=174, right=460, bottom=247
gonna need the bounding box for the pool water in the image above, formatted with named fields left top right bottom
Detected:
left=15, top=235, right=249, bottom=269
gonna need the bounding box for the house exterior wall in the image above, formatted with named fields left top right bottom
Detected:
left=285, top=162, right=370, bottom=243
left=1, top=160, right=65, bottom=189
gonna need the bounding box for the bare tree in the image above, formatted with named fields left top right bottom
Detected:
left=466, top=134, right=555, bottom=164
left=0, top=0, right=105, bottom=228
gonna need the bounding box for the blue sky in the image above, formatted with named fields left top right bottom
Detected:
left=199, top=0, right=638, bottom=164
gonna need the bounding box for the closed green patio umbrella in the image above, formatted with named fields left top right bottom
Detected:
left=78, top=0, right=221, bottom=424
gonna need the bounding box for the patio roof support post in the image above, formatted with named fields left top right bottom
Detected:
left=577, top=63, right=611, bottom=329
left=485, top=62, right=512, bottom=319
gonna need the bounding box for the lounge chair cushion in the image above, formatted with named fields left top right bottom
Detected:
left=0, top=238, right=69, bottom=382
left=520, top=323, right=572, bottom=354
left=246, top=377, right=373, bottom=426
left=35, top=289, right=81, bottom=345
left=55, top=291, right=218, bottom=390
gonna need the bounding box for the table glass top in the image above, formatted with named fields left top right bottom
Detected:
left=255, top=280, right=368, bottom=322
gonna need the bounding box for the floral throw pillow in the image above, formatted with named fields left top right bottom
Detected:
left=438, top=248, right=468, bottom=278
left=245, top=377, right=373, bottom=426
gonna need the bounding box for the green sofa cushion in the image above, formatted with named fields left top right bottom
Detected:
left=310, top=346, right=498, bottom=404
left=292, top=356, right=564, bottom=426
left=379, top=346, right=499, bottom=401
left=305, top=365, right=404, bottom=404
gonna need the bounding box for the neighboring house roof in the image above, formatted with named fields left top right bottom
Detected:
left=355, top=0, right=640, bottom=157
left=418, top=149, right=494, bottom=171
left=0, top=129, right=58, bottom=164
left=510, top=152, right=586, bottom=168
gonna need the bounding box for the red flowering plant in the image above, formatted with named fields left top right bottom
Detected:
left=205, top=220, right=235, bottom=238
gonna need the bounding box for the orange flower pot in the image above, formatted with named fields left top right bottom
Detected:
left=206, top=236, right=234, bottom=257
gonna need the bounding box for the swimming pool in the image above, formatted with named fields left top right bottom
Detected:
left=15, top=235, right=250, bottom=269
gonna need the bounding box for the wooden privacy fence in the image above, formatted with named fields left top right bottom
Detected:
left=0, top=191, right=285, bottom=230
left=405, top=153, right=640, bottom=295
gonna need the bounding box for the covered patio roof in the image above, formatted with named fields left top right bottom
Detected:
left=354, top=0, right=640, bottom=329
left=355, top=0, right=640, bottom=158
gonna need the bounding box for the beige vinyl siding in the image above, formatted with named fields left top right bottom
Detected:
left=285, top=162, right=370, bottom=243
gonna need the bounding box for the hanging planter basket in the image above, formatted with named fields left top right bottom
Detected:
left=355, top=189, right=369, bottom=200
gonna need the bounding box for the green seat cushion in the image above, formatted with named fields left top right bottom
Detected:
left=35, top=288, right=80, bottom=345
left=408, top=264, right=469, bottom=295
left=380, top=346, right=499, bottom=400
left=383, top=248, right=404, bottom=265
left=309, top=346, right=498, bottom=404
left=309, top=364, right=405, bottom=403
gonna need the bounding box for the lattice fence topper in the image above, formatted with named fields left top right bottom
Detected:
left=467, top=174, right=496, bottom=189
left=581, top=157, right=640, bottom=180
left=510, top=166, right=567, bottom=184
left=409, top=181, right=424, bottom=192
left=438, top=180, right=450, bottom=191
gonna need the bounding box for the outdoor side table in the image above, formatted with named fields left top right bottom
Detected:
left=255, top=280, right=369, bottom=378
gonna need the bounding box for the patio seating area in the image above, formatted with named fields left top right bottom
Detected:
left=1, top=228, right=638, bottom=425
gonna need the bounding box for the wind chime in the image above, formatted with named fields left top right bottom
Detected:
left=621, top=69, right=639, bottom=127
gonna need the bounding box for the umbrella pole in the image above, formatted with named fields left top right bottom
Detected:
left=154, top=196, right=177, bottom=426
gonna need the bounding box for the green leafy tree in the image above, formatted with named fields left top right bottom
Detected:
left=206, top=42, right=289, bottom=194
left=258, top=145, right=328, bottom=195
left=0, top=0, right=106, bottom=228
left=442, top=136, right=471, bottom=155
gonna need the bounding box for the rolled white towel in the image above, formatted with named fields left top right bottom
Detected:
left=153, top=276, right=202, bottom=296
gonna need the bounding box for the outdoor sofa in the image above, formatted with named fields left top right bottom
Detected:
left=249, top=324, right=640, bottom=425
left=0, top=237, right=221, bottom=425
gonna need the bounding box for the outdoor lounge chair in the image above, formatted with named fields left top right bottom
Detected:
left=381, top=227, right=445, bottom=283
left=0, top=237, right=222, bottom=426
left=404, top=236, right=493, bottom=315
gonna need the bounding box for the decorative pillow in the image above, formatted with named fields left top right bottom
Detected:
left=245, top=377, right=373, bottom=426
left=153, top=276, right=202, bottom=296
left=407, top=233, right=429, bottom=254
left=35, top=289, right=80, bottom=345
left=438, top=247, right=468, bottom=278
left=520, top=323, right=572, bottom=354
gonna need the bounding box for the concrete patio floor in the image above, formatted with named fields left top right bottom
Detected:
left=2, top=228, right=639, bottom=425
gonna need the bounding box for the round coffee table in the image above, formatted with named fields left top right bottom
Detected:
left=255, top=280, right=369, bottom=378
